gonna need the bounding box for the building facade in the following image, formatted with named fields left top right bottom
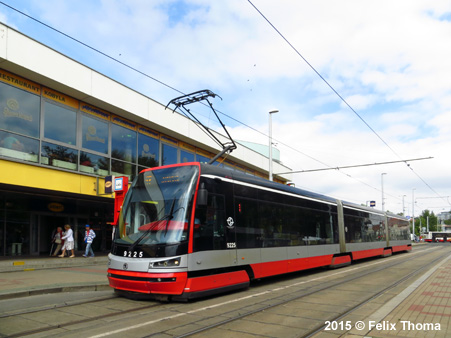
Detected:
left=0, top=23, right=292, bottom=256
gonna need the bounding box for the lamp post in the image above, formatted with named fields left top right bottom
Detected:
left=268, top=109, right=279, bottom=181
left=381, top=173, right=387, bottom=212
left=402, top=195, right=406, bottom=215
left=412, top=188, right=416, bottom=237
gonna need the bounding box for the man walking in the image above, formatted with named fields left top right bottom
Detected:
left=83, top=224, right=96, bottom=258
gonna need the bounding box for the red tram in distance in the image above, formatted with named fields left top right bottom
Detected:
left=424, top=231, right=451, bottom=242
left=107, top=162, right=411, bottom=301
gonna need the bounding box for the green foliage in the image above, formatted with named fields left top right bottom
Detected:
left=413, top=209, right=438, bottom=235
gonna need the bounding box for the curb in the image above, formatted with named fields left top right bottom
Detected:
left=0, top=256, right=109, bottom=273
left=0, top=283, right=111, bottom=301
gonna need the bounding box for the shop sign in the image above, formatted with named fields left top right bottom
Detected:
left=105, top=175, right=113, bottom=194
left=48, top=202, right=64, bottom=212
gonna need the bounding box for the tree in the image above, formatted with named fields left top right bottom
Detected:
left=414, top=210, right=438, bottom=235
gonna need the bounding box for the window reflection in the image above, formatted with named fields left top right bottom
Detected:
left=162, top=143, right=178, bottom=165
left=81, top=115, right=108, bottom=154
left=111, top=159, right=136, bottom=180
left=197, top=154, right=210, bottom=164
left=138, top=133, right=159, bottom=168
left=0, top=82, right=40, bottom=138
left=181, top=150, right=194, bottom=163
left=44, top=101, right=77, bottom=145
left=0, top=130, right=39, bottom=163
left=111, top=124, right=136, bottom=162
left=41, top=141, right=78, bottom=171
left=80, top=151, right=109, bottom=176
left=0, top=74, right=252, bottom=179
left=344, top=212, right=386, bottom=243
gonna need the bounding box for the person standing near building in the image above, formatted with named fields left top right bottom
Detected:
left=59, top=224, right=75, bottom=258
left=51, top=227, right=64, bottom=256
left=83, top=224, right=96, bottom=258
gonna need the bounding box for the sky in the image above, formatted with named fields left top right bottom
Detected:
left=1, top=0, right=451, bottom=217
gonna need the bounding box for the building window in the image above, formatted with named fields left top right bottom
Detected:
left=138, top=133, right=159, bottom=168
left=41, top=141, right=78, bottom=170
left=0, top=70, right=255, bottom=180
left=197, top=154, right=210, bottom=164
left=43, top=101, right=77, bottom=145
left=0, top=130, right=39, bottom=163
left=181, top=149, right=195, bottom=163
left=111, top=159, right=136, bottom=180
left=161, top=143, right=178, bottom=166
left=0, top=82, right=40, bottom=138
left=80, top=151, right=109, bottom=176
left=81, top=114, right=109, bottom=154
left=111, top=124, right=136, bottom=162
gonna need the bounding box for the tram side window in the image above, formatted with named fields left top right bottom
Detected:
left=258, top=202, right=290, bottom=247
left=284, top=204, right=304, bottom=246
left=344, top=213, right=385, bottom=243
left=193, top=194, right=226, bottom=252
left=235, top=198, right=262, bottom=248
left=294, top=207, right=337, bottom=245
left=235, top=196, right=338, bottom=248
left=388, top=218, right=410, bottom=240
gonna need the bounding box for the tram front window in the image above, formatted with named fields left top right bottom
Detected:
left=116, top=165, right=198, bottom=248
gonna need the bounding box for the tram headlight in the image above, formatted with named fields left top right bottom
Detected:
left=149, top=257, right=181, bottom=269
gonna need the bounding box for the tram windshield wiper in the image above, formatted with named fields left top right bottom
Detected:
left=128, top=199, right=176, bottom=251
left=164, top=198, right=176, bottom=235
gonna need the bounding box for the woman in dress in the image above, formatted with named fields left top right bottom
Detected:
left=59, top=224, right=75, bottom=258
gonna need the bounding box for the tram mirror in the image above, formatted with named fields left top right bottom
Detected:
left=197, top=183, right=208, bottom=206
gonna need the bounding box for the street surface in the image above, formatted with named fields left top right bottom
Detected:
left=0, top=243, right=449, bottom=338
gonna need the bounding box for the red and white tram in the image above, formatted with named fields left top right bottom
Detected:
left=424, top=232, right=451, bottom=242
left=107, top=162, right=411, bottom=300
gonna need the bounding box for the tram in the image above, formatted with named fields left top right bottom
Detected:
left=107, top=162, right=411, bottom=300
left=424, top=231, right=451, bottom=242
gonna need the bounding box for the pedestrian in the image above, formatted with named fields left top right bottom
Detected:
left=51, top=227, right=64, bottom=256
left=59, top=224, right=75, bottom=258
left=83, top=224, right=96, bottom=258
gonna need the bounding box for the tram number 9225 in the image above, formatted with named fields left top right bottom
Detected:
left=124, top=251, right=144, bottom=258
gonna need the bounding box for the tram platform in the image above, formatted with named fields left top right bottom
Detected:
left=342, top=247, right=451, bottom=338
left=0, top=254, right=110, bottom=300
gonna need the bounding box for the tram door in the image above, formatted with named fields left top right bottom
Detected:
left=193, top=177, right=236, bottom=266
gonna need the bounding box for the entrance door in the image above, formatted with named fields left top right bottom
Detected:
left=39, top=215, right=68, bottom=255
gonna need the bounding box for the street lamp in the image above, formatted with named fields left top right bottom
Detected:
left=412, top=188, right=416, bottom=237
left=402, top=195, right=406, bottom=215
left=268, top=109, right=279, bottom=181
left=381, top=173, right=387, bottom=212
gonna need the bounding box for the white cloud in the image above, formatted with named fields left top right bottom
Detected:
left=2, top=0, right=451, bottom=215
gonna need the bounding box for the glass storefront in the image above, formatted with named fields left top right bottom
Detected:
left=0, top=189, right=113, bottom=257
left=0, top=81, right=40, bottom=138
left=43, top=100, right=77, bottom=145
left=0, top=68, right=270, bottom=182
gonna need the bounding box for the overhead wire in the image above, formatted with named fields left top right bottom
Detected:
left=246, top=0, right=449, bottom=207
left=0, top=1, right=326, bottom=170
left=1, top=1, right=447, bottom=209
left=0, top=0, right=417, bottom=207
left=0, top=1, right=184, bottom=96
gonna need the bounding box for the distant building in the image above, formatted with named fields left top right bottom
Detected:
left=438, top=211, right=451, bottom=223
left=237, top=140, right=281, bottom=164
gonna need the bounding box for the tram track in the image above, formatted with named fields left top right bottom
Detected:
left=1, top=245, right=444, bottom=338
left=2, top=296, right=164, bottom=338
left=302, top=249, right=451, bottom=338
left=170, top=246, right=447, bottom=338
left=0, top=292, right=117, bottom=319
